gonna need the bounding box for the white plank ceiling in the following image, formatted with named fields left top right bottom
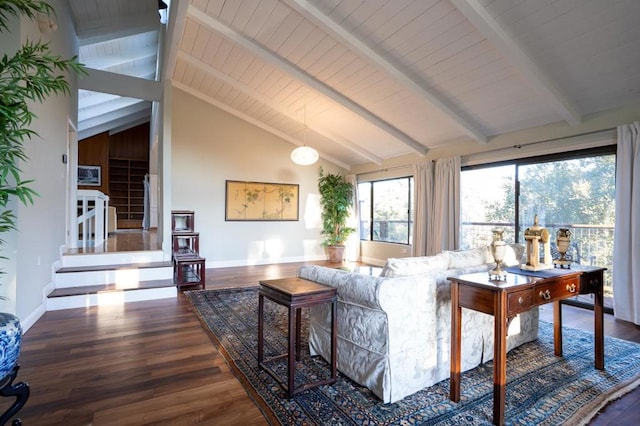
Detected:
left=69, top=0, right=640, bottom=167
left=69, top=0, right=161, bottom=140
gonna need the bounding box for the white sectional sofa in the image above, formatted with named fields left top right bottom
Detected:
left=296, top=245, right=539, bottom=404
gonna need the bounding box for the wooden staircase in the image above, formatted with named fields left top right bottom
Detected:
left=46, top=250, right=177, bottom=310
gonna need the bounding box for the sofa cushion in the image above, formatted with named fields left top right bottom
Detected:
left=446, top=247, right=490, bottom=269
left=380, top=252, right=450, bottom=278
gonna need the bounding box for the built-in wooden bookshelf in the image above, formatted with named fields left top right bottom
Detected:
left=109, top=158, right=148, bottom=229
left=79, top=122, right=150, bottom=230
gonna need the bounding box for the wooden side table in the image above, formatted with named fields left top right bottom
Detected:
left=449, top=265, right=605, bottom=425
left=174, top=256, right=206, bottom=289
left=258, top=277, right=337, bottom=398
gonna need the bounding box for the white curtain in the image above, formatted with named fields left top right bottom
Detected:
left=412, top=160, right=433, bottom=256
left=428, top=156, right=461, bottom=254
left=613, top=122, right=640, bottom=325
left=142, top=174, right=150, bottom=230
left=345, top=174, right=360, bottom=261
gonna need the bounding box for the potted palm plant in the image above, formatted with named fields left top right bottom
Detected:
left=317, top=167, right=355, bottom=263
left=0, top=0, right=84, bottom=419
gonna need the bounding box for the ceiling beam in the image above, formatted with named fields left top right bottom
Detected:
left=79, top=100, right=150, bottom=129
left=281, top=0, right=488, bottom=144
left=177, top=51, right=383, bottom=165
left=173, top=81, right=351, bottom=170
left=162, top=0, right=189, bottom=82
left=78, top=96, right=145, bottom=121
left=78, top=104, right=151, bottom=140
left=450, top=0, right=582, bottom=126
left=186, top=5, right=427, bottom=156
left=79, top=68, right=162, bottom=101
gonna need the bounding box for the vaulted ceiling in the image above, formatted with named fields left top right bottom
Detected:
left=70, top=0, right=640, bottom=168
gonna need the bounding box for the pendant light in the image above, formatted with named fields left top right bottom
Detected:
left=291, top=106, right=318, bottom=165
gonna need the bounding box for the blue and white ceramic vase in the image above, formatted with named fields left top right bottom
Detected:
left=0, top=313, right=22, bottom=380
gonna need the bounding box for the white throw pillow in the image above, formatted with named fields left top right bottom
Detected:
left=380, top=252, right=450, bottom=277
left=446, top=247, right=489, bottom=269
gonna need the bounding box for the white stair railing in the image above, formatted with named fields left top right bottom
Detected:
left=76, top=190, right=109, bottom=249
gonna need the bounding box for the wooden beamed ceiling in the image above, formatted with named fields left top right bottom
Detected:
left=70, top=1, right=640, bottom=166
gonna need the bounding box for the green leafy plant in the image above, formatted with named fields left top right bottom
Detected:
left=0, top=0, right=85, bottom=270
left=317, top=167, right=355, bottom=247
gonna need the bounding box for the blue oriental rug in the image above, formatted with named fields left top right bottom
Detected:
left=185, top=287, right=640, bottom=425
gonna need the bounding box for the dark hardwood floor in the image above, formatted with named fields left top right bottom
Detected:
left=3, top=241, right=639, bottom=424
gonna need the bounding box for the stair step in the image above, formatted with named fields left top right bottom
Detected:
left=45, top=284, right=178, bottom=311
left=48, top=279, right=175, bottom=298
left=54, top=261, right=174, bottom=287
left=56, top=260, right=173, bottom=274
left=50, top=231, right=179, bottom=310
left=61, top=249, right=167, bottom=268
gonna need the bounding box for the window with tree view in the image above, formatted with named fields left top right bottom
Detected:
left=358, top=177, right=413, bottom=244
left=460, top=147, right=616, bottom=308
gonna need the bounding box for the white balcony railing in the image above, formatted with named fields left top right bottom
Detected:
left=76, top=189, right=109, bottom=249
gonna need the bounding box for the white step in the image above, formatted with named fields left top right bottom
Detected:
left=54, top=262, right=174, bottom=288
left=61, top=250, right=167, bottom=268
left=46, top=285, right=177, bottom=311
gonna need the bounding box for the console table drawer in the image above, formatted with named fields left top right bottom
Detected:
left=508, top=288, right=534, bottom=315
left=536, top=277, right=579, bottom=302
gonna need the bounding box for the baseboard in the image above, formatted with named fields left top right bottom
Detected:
left=21, top=303, right=46, bottom=334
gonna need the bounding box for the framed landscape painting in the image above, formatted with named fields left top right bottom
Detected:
left=225, top=180, right=299, bottom=221
left=78, top=165, right=101, bottom=186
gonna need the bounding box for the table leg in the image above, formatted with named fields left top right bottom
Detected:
left=594, top=281, right=604, bottom=370
left=450, top=281, right=461, bottom=402
left=288, top=305, right=296, bottom=398
left=553, top=301, right=563, bottom=357
left=493, top=291, right=507, bottom=426
left=258, top=294, right=264, bottom=363
left=295, top=307, right=302, bottom=361
left=177, top=262, right=184, bottom=286
left=199, top=262, right=205, bottom=290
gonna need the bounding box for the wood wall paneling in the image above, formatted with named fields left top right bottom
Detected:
left=78, top=132, right=109, bottom=194
left=109, top=122, right=150, bottom=160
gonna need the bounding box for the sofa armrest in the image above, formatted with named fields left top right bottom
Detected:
left=297, top=265, right=387, bottom=310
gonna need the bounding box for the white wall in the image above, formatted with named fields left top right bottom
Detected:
left=171, top=88, right=347, bottom=267
left=3, top=0, right=79, bottom=326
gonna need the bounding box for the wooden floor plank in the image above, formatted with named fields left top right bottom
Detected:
left=2, top=259, right=638, bottom=424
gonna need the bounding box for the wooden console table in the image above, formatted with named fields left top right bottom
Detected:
left=258, top=277, right=337, bottom=398
left=449, top=265, right=605, bottom=425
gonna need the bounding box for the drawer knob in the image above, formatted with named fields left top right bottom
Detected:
left=518, top=296, right=526, bottom=306
left=566, top=283, right=576, bottom=293
left=539, top=289, right=551, bottom=300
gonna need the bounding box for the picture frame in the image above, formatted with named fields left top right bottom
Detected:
left=78, top=165, right=101, bottom=186
left=225, top=180, right=299, bottom=221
